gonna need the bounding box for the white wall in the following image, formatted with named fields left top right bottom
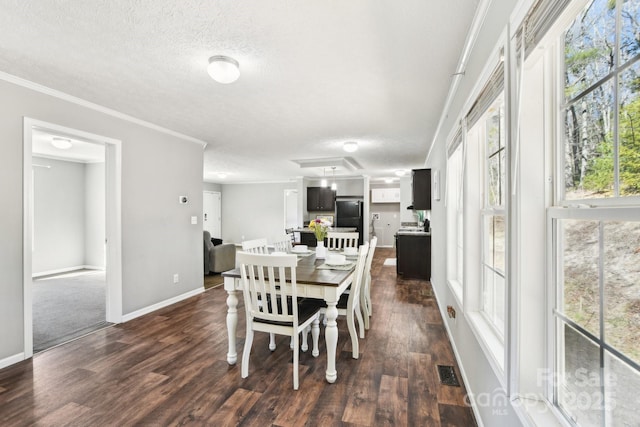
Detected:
left=0, top=77, right=203, bottom=362
left=426, top=0, right=524, bottom=426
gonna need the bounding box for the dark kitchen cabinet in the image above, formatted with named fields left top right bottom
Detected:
left=396, top=233, right=431, bottom=280
left=307, top=187, right=336, bottom=211
left=412, top=169, right=431, bottom=210
left=299, top=232, right=321, bottom=247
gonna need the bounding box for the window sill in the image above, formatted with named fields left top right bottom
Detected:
left=447, top=279, right=463, bottom=307
left=512, top=397, right=571, bottom=427
left=467, top=311, right=505, bottom=385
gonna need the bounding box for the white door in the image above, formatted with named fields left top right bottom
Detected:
left=203, top=191, right=221, bottom=238
left=284, top=189, right=298, bottom=230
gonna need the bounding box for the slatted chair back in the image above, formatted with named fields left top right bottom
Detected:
left=347, top=242, right=369, bottom=318
left=241, top=238, right=269, bottom=254
left=239, top=252, right=297, bottom=327
left=361, top=236, right=377, bottom=329
left=271, top=235, right=293, bottom=253
left=326, top=232, right=359, bottom=250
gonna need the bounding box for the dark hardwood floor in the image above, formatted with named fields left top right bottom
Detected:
left=0, top=248, right=476, bottom=426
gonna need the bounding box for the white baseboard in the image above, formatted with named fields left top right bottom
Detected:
left=32, top=265, right=105, bottom=278
left=0, top=352, right=26, bottom=370
left=430, top=277, right=485, bottom=427
left=122, top=287, right=204, bottom=323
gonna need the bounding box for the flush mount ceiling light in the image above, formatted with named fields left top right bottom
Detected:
left=207, top=55, right=240, bottom=84
left=385, top=177, right=394, bottom=184
left=395, top=169, right=406, bottom=177
left=217, top=173, right=227, bottom=179
left=51, top=137, right=72, bottom=150
left=343, top=141, right=358, bottom=153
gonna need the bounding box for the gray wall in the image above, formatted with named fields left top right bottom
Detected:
left=0, top=78, right=203, bottom=362
left=369, top=182, right=401, bottom=247
left=85, top=161, right=105, bottom=268
left=31, top=156, right=105, bottom=274
left=221, top=182, right=297, bottom=244
left=203, top=182, right=221, bottom=192
left=32, top=157, right=86, bottom=273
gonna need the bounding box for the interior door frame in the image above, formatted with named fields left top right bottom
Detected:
left=203, top=190, right=221, bottom=237
left=22, top=117, right=123, bottom=359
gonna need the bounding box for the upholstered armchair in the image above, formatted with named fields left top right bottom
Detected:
left=203, top=230, right=236, bottom=274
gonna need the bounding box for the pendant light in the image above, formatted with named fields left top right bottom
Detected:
left=320, top=168, right=327, bottom=187
left=331, top=167, right=337, bottom=191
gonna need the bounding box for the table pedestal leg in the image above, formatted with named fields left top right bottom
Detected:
left=226, top=289, right=238, bottom=365
left=324, top=302, right=338, bottom=383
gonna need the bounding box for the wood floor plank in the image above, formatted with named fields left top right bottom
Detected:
left=36, top=401, right=91, bottom=426
left=0, top=248, right=476, bottom=427
left=208, top=388, right=262, bottom=426
left=375, top=374, right=409, bottom=427
left=408, top=352, right=441, bottom=426
left=439, top=402, right=477, bottom=426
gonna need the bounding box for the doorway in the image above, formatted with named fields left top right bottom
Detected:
left=284, top=189, right=299, bottom=230
left=203, top=191, right=221, bottom=238
left=23, top=118, right=122, bottom=358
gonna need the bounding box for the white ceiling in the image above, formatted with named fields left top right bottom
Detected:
left=0, top=1, right=478, bottom=184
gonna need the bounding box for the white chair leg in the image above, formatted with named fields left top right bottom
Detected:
left=311, top=317, right=320, bottom=357
left=355, top=303, right=365, bottom=339
left=301, top=326, right=309, bottom=352
left=241, top=328, right=254, bottom=378
left=346, top=311, right=359, bottom=359
left=361, top=292, right=370, bottom=330
left=292, top=333, right=299, bottom=390
left=269, top=333, right=276, bottom=351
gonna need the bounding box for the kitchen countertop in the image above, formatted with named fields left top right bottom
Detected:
left=396, top=231, right=431, bottom=236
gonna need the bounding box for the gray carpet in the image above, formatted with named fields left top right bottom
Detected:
left=33, top=270, right=111, bottom=352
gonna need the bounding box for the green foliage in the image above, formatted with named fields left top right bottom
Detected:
left=582, top=95, right=640, bottom=195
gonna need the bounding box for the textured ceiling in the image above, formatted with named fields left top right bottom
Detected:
left=0, top=0, right=478, bottom=184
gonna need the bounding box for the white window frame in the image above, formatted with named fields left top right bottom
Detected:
left=480, top=93, right=507, bottom=339
left=547, top=1, right=640, bottom=424
left=446, top=133, right=465, bottom=303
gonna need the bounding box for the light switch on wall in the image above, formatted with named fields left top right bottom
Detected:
left=191, top=216, right=197, bottom=225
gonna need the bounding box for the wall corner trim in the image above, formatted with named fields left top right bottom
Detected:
left=0, top=353, right=26, bottom=370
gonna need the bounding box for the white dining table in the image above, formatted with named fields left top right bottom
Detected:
left=222, top=252, right=355, bottom=383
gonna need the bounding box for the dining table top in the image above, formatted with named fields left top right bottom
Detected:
left=222, top=250, right=355, bottom=287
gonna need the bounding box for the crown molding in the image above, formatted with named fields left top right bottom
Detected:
left=0, top=70, right=208, bottom=147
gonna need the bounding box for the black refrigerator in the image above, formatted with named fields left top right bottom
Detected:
left=335, top=200, right=364, bottom=245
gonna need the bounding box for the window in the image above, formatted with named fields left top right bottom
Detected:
left=552, top=1, right=640, bottom=425
left=563, top=0, right=640, bottom=200
left=447, top=136, right=464, bottom=300
left=463, top=58, right=507, bottom=374
left=481, top=94, right=506, bottom=337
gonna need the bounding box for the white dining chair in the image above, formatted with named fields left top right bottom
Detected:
left=318, top=241, right=369, bottom=359
left=271, top=235, right=293, bottom=253
left=361, top=236, right=377, bottom=330
left=327, top=231, right=359, bottom=251
left=241, top=238, right=269, bottom=254
left=237, top=252, right=323, bottom=390
left=241, top=238, right=274, bottom=348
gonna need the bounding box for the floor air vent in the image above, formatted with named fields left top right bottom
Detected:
left=437, top=365, right=460, bottom=387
